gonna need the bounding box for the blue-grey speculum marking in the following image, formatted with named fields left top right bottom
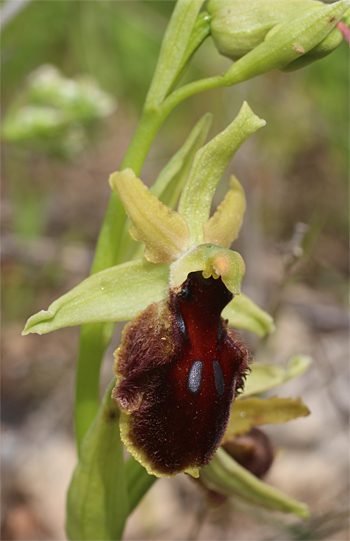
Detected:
left=187, top=360, right=202, bottom=394
left=213, top=360, right=225, bottom=396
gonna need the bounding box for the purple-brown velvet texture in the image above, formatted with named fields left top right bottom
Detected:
left=113, top=272, right=250, bottom=476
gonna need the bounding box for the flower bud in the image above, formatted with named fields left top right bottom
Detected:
left=222, top=427, right=274, bottom=479
left=220, top=0, right=349, bottom=85
left=207, top=0, right=323, bottom=60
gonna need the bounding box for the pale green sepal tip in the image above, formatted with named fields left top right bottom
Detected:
left=223, top=293, right=275, bottom=337
left=201, top=448, right=309, bottom=519
left=170, top=243, right=245, bottom=295
left=178, top=102, right=265, bottom=247
left=22, top=259, right=170, bottom=335
left=242, top=355, right=312, bottom=398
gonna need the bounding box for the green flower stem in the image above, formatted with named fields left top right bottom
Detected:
left=161, top=74, right=227, bottom=118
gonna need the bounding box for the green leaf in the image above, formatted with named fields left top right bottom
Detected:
left=22, top=259, right=169, bottom=335
left=125, top=457, right=157, bottom=515
left=223, top=292, right=275, bottom=337
left=178, top=102, right=265, bottom=245
left=223, top=396, right=310, bottom=441
left=66, top=380, right=129, bottom=540
left=242, top=356, right=312, bottom=398
left=201, top=448, right=309, bottom=519
left=145, top=0, right=206, bottom=108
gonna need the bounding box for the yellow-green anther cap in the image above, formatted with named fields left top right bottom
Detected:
left=221, top=0, right=350, bottom=84
left=207, top=0, right=323, bottom=61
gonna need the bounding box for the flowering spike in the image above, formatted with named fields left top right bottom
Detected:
left=204, top=175, right=246, bottom=248
left=109, top=169, right=190, bottom=263
left=112, top=271, right=250, bottom=478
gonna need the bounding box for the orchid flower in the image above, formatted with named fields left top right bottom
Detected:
left=23, top=102, right=311, bottom=522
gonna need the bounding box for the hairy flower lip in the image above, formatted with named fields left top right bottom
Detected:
left=112, top=271, right=251, bottom=478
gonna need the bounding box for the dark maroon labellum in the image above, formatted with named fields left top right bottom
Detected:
left=113, top=271, right=250, bottom=478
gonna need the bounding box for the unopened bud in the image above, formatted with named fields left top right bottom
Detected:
left=207, top=0, right=323, bottom=61
left=220, top=0, right=349, bottom=85
left=222, top=428, right=274, bottom=479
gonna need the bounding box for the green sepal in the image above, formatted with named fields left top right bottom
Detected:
left=178, top=102, right=265, bottom=246
left=201, top=448, right=309, bottom=519
left=280, top=24, right=344, bottom=72
left=152, top=112, right=213, bottom=208
left=223, top=396, right=310, bottom=441
left=223, top=292, right=275, bottom=337
left=170, top=243, right=245, bottom=295
left=242, top=356, right=312, bottom=398
left=66, top=380, right=129, bottom=541
left=145, top=0, right=205, bottom=109
left=22, top=259, right=169, bottom=335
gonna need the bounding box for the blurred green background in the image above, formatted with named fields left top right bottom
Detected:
left=1, top=1, right=349, bottom=540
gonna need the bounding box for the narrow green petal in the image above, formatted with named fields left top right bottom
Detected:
left=204, top=175, right=246, bottom=247
left=178, top=102, right=265, bottom=246
left=66, top=380, right=128, bottom=541
left=222, top=292, right=275, bottom=337
left=242, top=356, right=312, bottom=398
left=22, top=259, right=169, bottom=335
left=201, top=448, right=309, bottom=519
left=170, top=243, right=245, bottom=295
left=223, top=396, right=310, bottom=442
left=110, top=169, right=190, bottom=263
